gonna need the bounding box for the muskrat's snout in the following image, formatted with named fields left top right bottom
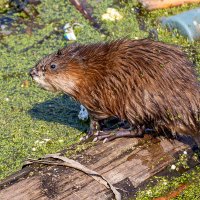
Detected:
left=29, top=68, right=39, bottom=78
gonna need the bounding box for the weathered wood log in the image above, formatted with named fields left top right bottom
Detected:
left=0, top=136, right=198, bottom=200
left=138, top=0, right=200, bottom=10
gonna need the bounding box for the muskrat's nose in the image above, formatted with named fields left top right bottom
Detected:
left=29, top=68, right=38, bottom=78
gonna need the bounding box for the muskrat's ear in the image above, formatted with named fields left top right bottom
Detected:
left=57, top=49, right=62, bottom=56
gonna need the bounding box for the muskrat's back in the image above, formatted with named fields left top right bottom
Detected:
left=30, top=39, right=200, bottom=143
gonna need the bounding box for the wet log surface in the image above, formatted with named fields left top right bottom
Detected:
left=0, top=136, right=198, bottom=200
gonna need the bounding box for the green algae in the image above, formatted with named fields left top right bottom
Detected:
left=0, top=0, right=9, bottom=13
left=0, top=0, right=102, bottom=180
left=135, top=166, right=200, bottom=200
left=0, top=4, right=200, bottom=200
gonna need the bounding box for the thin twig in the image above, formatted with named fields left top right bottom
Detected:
left=69, top=0, right=108, bottom=35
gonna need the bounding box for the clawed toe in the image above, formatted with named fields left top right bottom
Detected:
left=92, top=129, right=141, bottom=143
left=93, top=131, right=116, bottom=142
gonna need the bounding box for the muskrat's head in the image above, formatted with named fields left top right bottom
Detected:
left=29, top=47, right=84, bottom=96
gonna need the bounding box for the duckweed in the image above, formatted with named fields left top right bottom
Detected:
left=0, top=3, right=200, bottom=200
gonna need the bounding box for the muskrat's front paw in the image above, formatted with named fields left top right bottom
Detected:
left=80, top=120, right=101, bottom=142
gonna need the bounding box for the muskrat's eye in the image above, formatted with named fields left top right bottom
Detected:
left=50, top=64, right=57, bottom=70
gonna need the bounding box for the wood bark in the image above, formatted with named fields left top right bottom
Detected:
left=0, top=137, right=198, bottom=200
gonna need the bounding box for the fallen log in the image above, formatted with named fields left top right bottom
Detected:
left=0, top=136, right=198, bottom=200
left=138, top=0, right=200, bottom=10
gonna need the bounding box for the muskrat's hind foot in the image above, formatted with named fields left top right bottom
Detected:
left=93, top=126, right=145, bottom=143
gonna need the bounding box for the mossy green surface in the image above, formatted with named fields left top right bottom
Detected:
left=0, top=0, right=9, bottom=13
left=135, top=152, right=200, bottom=199
left=0, top=0, right=102, bottom=180
left=0, top=1, right=200, bottom=198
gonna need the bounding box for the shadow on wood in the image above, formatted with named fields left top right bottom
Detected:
left=0, top=136, right=198, bottom=200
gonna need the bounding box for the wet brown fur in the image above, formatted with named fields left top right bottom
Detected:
left=31, top=39, right=200, bottom=143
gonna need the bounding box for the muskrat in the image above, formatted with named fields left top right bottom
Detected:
left=30, top=39, right=200, bottom=144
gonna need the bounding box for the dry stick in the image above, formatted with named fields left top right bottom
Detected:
left=25, top=153, right=121, bottom=200
left=69, top=0, right=94, bottom=23
left=69, top=0, right=108, bottom=35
